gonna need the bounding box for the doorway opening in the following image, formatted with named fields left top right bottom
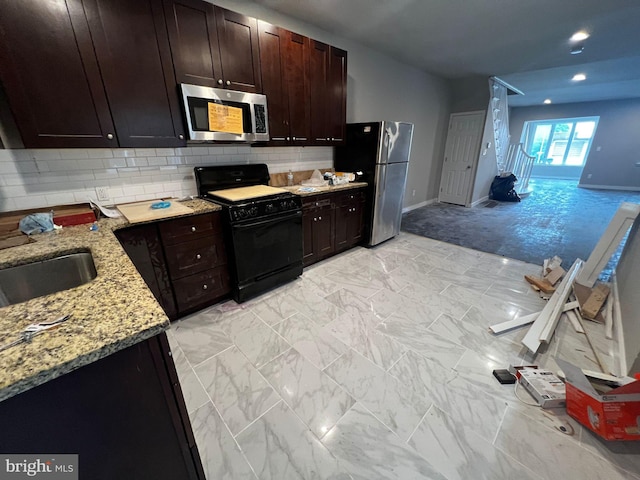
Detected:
left=521, top=116, right=599, bottom=180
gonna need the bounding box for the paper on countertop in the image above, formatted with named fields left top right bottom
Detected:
left=89, top=198, right=122, bottom=218
left=297, top=187, right=318, bottom=192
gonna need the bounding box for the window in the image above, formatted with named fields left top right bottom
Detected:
left=522, top=117, right=599, bottom=167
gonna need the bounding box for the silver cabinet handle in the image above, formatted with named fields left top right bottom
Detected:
left=286, top=137, right=290, bottom=141
left=292, top=136, right=296, bottom=140
left=217, top=79, right=223, bottom=85
left=191, top=226, right=196, bottom=232
left=226, top=80, right=231, bottom=86
left=313, top=217, right=317, bottom=222
left=272, top=137, right=286, bottom=141
left=298, top=137, right=307, bottom=141
left=203, top=284, right=208, bottom=290
left=179, top=134, right=184, bottom=140
left=107, top=133, right=114, bottom=140
left=316, top=138, right=326, bottom=141
left=319, top=216, right=322, bottom=220
left=196, top=254, right=201, bottom=260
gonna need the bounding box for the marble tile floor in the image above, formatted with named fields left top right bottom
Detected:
left=168, top=232, right=640, bottom=480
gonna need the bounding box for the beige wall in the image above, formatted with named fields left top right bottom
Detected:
left=209, top=0, right=452, bottom=207
left=509, top=98, right=640, bottom=190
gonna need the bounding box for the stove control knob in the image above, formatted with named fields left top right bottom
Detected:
left=250, top=207, right=259, bottom=217
left=238, top=209, right=248, bottom=218
left=265, top=204, right=275, bottom=214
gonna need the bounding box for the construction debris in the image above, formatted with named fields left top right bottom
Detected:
left=582, top=284, right=610, bottom=320
left=524, top=274, right=556, bottom=294
left=522, top=259, right=584, bottom=353
left=544, top=266, right=566, bottom=286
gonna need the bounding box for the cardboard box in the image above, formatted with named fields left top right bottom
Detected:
left=557, top=358, right=640, bottom=441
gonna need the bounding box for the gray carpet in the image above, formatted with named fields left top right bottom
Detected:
left=401, top=178, right=640, bottom=269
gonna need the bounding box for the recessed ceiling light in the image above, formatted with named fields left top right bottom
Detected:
left=572, top=73, right=587, bottom=81
left=570, top=45, right=584, bottom=55
left=544, top=99, right=552, bottom=104
left=570, top=31, right=590, bottom=42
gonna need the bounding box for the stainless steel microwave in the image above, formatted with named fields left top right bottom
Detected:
left=179, top=83, right=269, bottom=142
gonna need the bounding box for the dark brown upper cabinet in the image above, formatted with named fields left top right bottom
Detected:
left=84, top=0, right=186, bottom=148
left=0, top=0, right=185, bottom=149
left=308, top=42, right=347, bottom=146
left=327, top=47, right=348, bottom=144
left=258, top=22, right=310, bottom=146
left=165, top=1, right=261, bottom=93
left=308, top=40, right=330, bottom=145
left=0, top=0, right=116, bottom=148
left=257, top=21, right=289, bottom=145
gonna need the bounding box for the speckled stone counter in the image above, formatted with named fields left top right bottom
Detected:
left=281, top=181, right=367, bottom=197
left=0, top=198, right=220, bottom=402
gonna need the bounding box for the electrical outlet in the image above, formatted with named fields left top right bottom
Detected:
left=95, top=186, right=110, bottom=201
left=587, top=174, right=593, bottom=179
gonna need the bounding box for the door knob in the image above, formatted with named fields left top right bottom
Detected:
left=226, top=80, right=231, bottom=86
left=217, top=79, right=223, bottom=85
left=107, top=133, right=114, bottom=140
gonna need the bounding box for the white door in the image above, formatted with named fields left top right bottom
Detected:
left=438, top=111, right=485, bottom=206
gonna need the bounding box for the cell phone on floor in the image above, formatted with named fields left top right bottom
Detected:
left=493, top=369, right=517, bottom=384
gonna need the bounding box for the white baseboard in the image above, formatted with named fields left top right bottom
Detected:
left=578, top=184, right=640, bottom=192
left=469, top=195, right=489, bottom=207
left=402, top=198, right=437, bottom=213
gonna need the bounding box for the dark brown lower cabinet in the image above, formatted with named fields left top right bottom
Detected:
left=0, top=333, right=205, bottom=480
left=116, top=211, right=230, bottom=320
left=334, top=190, right=366, bottom=252
left=302, top=188, right=366, bottom=267
left=302, top=197, right=334, bottom=266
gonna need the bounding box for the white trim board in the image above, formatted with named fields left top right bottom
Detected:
left=402, top=198, right=437, bottom=213
left=469, top=195, right=489, bottom=208
left=578, top=184, right=640, bottom=192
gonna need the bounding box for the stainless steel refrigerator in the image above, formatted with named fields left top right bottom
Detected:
left=335, top=121, right=414, bottom=246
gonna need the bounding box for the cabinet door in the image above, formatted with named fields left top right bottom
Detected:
left=0, top=0, right=116, bottom=148
left=314, top=204, right=334, bottom=258
left=327, top=47, right=347, bottom=145
left=215, top=7, right=262, bottom=93
left=164, top=0, right=223, bottom=88
left=302, top=208, right=316, bottom=265
left=283, top=31, right=310, bottom=145
left=347, top=196, right=365, bottom=246
left=308, top=40, right=330, bottom=145
left=258, top=22, right=289, bottom=145
left=115, top=224, right=178, bottom=320
left=83, top=0, right=186, bottom=147
left=334, top=202, right=350, bottom=251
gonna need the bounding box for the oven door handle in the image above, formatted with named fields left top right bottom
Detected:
left=233, top=210, right=302, bottom=229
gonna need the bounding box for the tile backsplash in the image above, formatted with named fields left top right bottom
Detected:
left=0, top=145, right=333, bottom=212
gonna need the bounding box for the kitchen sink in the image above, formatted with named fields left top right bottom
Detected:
left=0, top=252, right=97, bottom=307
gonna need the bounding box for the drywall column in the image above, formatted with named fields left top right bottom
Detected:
left=614, top=212, right=640, bottom=375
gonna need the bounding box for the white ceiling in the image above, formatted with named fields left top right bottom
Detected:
left=253, top=0, right=640, bottom=106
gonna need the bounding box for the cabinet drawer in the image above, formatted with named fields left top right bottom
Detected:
left=337, top=190, right=366, bottom=206
left=302, top=197, right=332, bottom=211
left=173, top=266, right=230, bottom=312
left=164, top=235, right=226, bottom=280
left=159, top=213, right=221, bottom=245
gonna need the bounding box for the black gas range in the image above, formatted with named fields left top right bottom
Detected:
left=195, top=164, right=303, bottom=303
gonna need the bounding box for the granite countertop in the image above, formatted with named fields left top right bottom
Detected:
left=281, top=181, right=367, bottom=197
left=0, top=198, right=220, bottom=402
